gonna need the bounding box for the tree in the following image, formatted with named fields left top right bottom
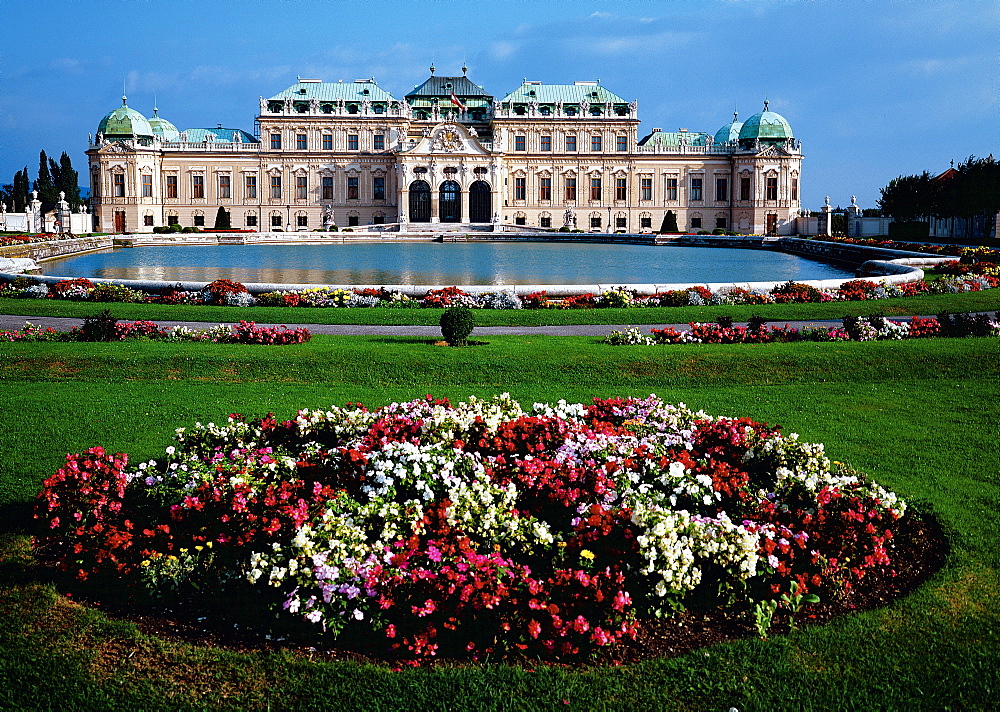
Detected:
left=214, top=206, right=231, bottom=229
left=877, top=172, right=938, bottom=222
left=941, top=155, right=1000, bottom=220
left=57, top=152, right=83, bottom=210
left=659, top=210, right=678, bottom=233
left=34, top=150, right=59, bottom=213
left=13, top=167, right=30, bottom=212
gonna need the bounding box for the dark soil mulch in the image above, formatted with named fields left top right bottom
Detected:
left=49, top=510, right=948, bottom=667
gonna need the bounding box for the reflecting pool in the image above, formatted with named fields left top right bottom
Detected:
left=40, top=242, right=854, bottom=285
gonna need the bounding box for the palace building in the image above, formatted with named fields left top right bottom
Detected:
left=87, top=67, right=803, bottom=235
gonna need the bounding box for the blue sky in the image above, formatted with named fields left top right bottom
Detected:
left=1, top=0, right=995, bottom=210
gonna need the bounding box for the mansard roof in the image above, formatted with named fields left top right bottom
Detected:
left=268, top=79, right=395, bottom=102
left=406, top=75, right=492, bottom=99
left=637, top=130, right=709, bottom=147
left=179, top=127, right=259, bottom=143
left=501, top=81, right=629, bottom=105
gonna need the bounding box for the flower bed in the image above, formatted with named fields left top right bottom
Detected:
left=0, top=232, right=85, bottom=247
left=605, top=312, right=999, bottom=346
left=3, top=275, right=997, bottom=310
left=35, top=394, right=914, bottom=661
left=0, top=319, right=311, bottom=344
left=807, top=236, right=1000, bottom=261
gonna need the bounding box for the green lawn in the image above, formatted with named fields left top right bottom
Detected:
left=1, top=335, right=998, bottom=710
left=2, top=289, right=999, bottom=327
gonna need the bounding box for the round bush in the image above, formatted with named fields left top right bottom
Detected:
left=440, top=305, right=475, bottom=346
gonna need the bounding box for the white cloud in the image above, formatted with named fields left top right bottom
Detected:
left=490, top=41, right=518, bottom=60
left=590, top=11, right=613, bottom=18
left=587, top=30, right=704, bottom=56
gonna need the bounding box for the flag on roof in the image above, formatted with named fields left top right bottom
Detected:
left=450, top=92, right=466, bottom=110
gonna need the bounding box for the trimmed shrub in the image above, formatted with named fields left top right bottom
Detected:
left=440, top=306, right=475, bottom=346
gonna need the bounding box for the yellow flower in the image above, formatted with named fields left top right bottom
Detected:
left=556, top=542, right=568, bottom=548
left=580, top=549, right=595, bottom=560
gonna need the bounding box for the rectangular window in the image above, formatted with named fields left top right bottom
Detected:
left=270, top=175, right=282, bottom=199
left=296, top=134, right=307, bottom=150
left=565, top=177, right=576, bottom=201
left=373, top=214, right=385, bottom=225
left=539, top=216, right=551, bottom=228
left=591, top=135, right=602, bottom=152
left=246, top=214, right=257, bottom=227
left=616, top=135, right=627, bottom=152
left=590, top=177, right=602, bottom=201
left=374, top=134, right=385, bottom=151
left=296, top=176, right=308, bottom=200
left=539, top=177, right=552, bottom=201
left=690, top=178, right=703, bottom=201
left=141, top=174, right=152, bottom=197
left=270, top=133, right=281, bottom=150
left=297, top=215, right=308, bottom=227
left=271, top=215, right=282, bottom=227
left=514, top=177, right=526, bottom=201
left=192, top=175, right=204, bottom=199
left=348, top=215, right=359, bottom=226
left=565, top=135, right=577, bottom=152
left=791, top=177, right=798, bottom=201
left=766, top=177, right=778, bottom=201
left=716, top=217, right=727, bottom=229
left=194, top=214, right=205, bottom=226
left=716, top=177, right=728, bottom=202
left=219, top=175, right=231, bottom=199
left=113, top=173, right=125, bottom=197
left=166, top=175, right=178, bottom=198
left=691, top=217, right=702, bottom=229
left=540, top=135, right=551, bottom=151
left=515, top=135, right=526, bottom=151
left=373, top=176, right=385, bottom=200
left=322, top=134, right=333, bottom=150
left=740, top=177, right=751, bottom=201
left=245, top=175, right=257, bottom=199
left=640, top=216, right=652, bottom=229
left=144, top=214, right=154, bottom=226
left=591, top=216, right=601, bottom=229
left=348, top=134, right=359, bottom=151
left=615, top=178, right=627, bottom=201
left=641, top=178, right=652, bottom=201
left=666, top=177, right=678, bottom=201
left=167, top=215, right=179, bottom=225
left=515, top=216, right=526, bottom=226
left=322, top=176, right=333, bottom=200
left=347, top=176, right=359, bottom=200
left=616, top=217, right=627, bottom=228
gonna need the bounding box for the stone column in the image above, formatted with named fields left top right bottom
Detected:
left=58, top=192, right=72, bottom=234
left=822, top=195, right=833, bottom=237
left=28, top=191, right=42, bottom=233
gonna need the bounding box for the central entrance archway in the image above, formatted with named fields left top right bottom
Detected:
left=469, top=181, right=491, bottom=223
left=409, top=180, right=430, bottom=223
left=439, top=180, right=461, bottom=223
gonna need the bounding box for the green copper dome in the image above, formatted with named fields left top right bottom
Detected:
left=713, top=111, right=743, bottom=145
left=97, top=96, right=154, bottom=138
left=147, top=107, right=180, bottom=142
left=738, top=101, right=793, bottom=145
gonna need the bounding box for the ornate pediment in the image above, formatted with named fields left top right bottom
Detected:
left=755, top=144, right=791, bottom=158
left=100, top=141, right=134, bottom=154
left=406, top=122, right=491, bottom=156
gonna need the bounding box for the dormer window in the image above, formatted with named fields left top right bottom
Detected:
left=362, top=89, right=370, bottom=95
left=298, top=88, right=307, bottom=95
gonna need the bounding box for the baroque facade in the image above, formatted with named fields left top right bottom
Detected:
left=87, top=68, right=803, bottom=235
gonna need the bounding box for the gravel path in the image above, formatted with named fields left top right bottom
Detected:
left=0, top=313, right=846, bottom=336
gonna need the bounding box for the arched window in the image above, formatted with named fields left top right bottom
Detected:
left=439, top=180, right=461, bottom=223
left=469, top=180, right=491, bottom=223
left=409, top=180, right=431, bottom=223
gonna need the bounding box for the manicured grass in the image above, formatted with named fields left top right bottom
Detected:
left=1, top=336, right=998, bottom=709
left=2, top=289, right=1000, bottom=327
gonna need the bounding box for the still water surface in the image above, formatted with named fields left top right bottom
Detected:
left=41, top=242, right=853, bottom=285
